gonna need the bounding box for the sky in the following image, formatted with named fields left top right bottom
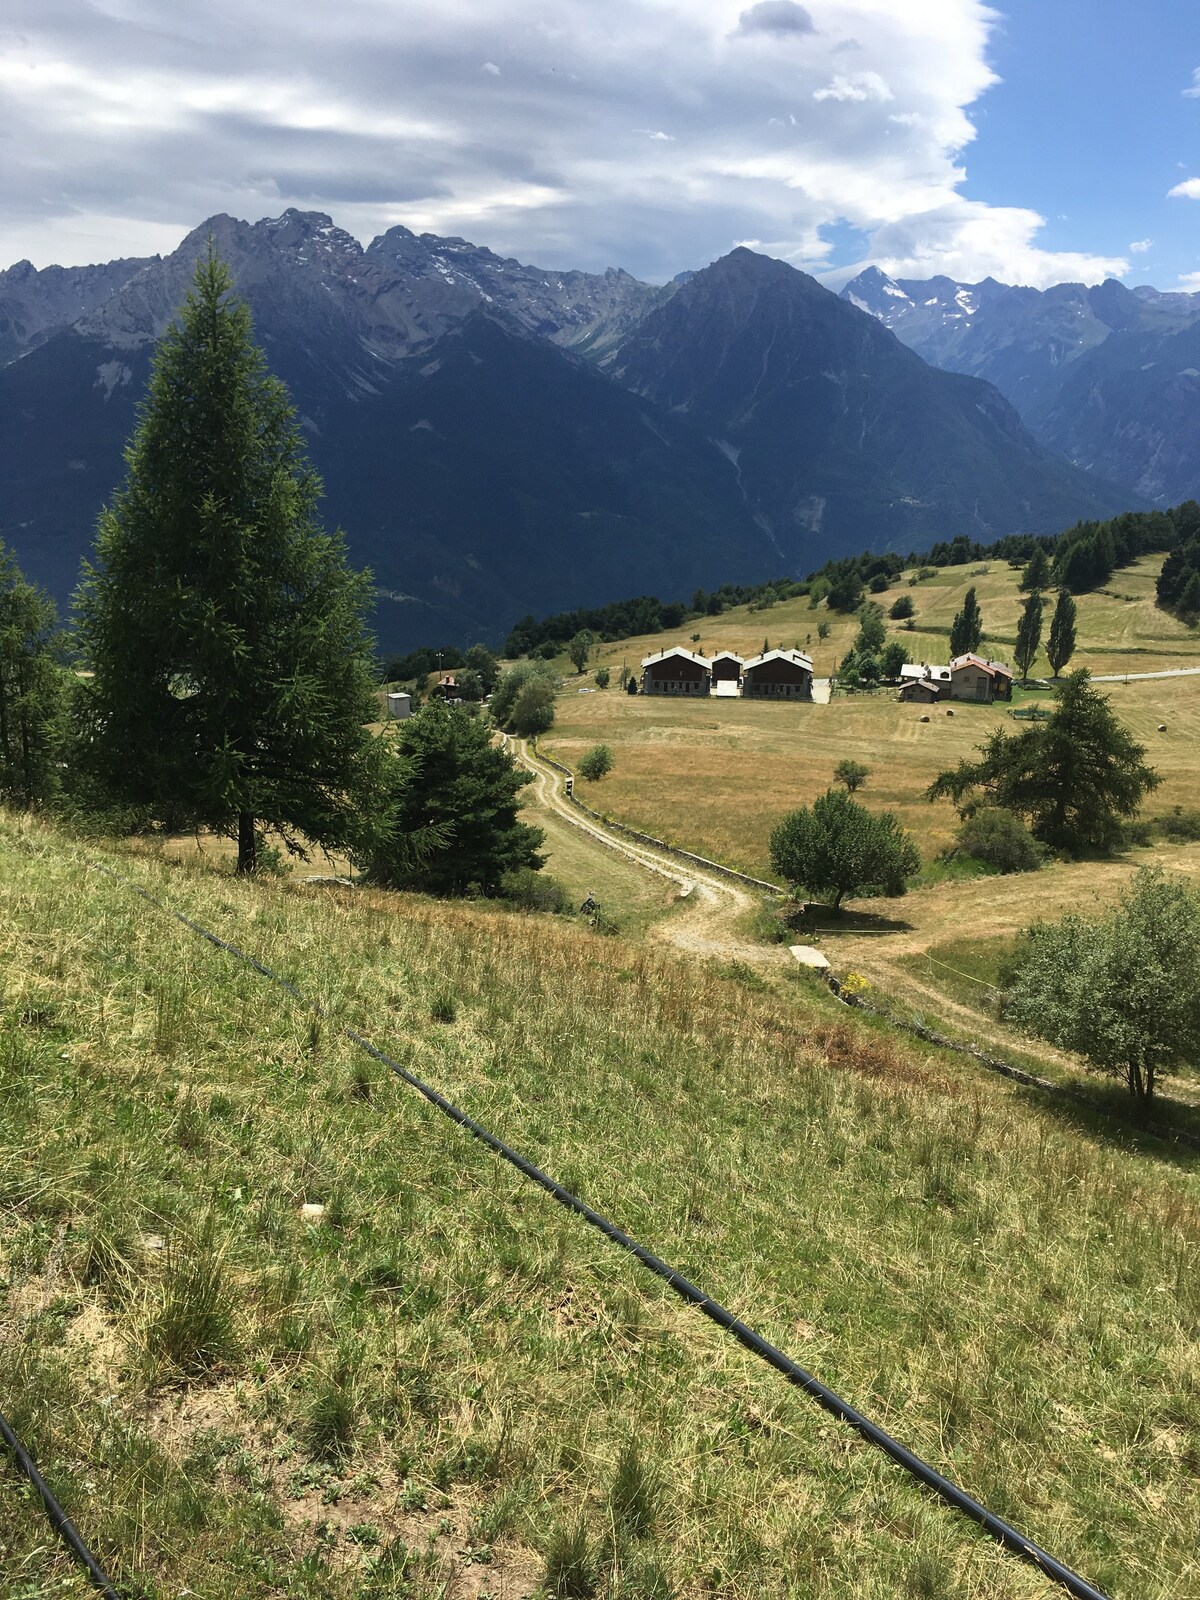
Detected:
left=1, top=0, right=1197, bottom=290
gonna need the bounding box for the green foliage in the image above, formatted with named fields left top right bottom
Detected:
left=927, top=670, right=1159, bottom=855
left=833, top=759, right=870, bottom=793
left=888, top=594, right=915, bottom=621
left=853, top=604, right=887, bottom=655
left=594, top=666, right=610, bottom=689
left=1005, top=867, right=1200, bottom=1100
left=1159, top=807, right=1200, bottom=842
left=360, top=701, right=544, bottom=896
left=769, top=788, right=920, bottom=910
left=490, top=659, right=558, bottom=729
left=544, top=1519, right=597, bottom=1597
left=568, top=629, right=596, bottom=674
left=948, top=586, right=983, bottom=658
left=1046, top=590, right=1078, bottom=676
left=610, top=1439, right=660, bottom=1536
left=1020, top=549, right=1052, bottom=591
left=463, top=642, right=499, bottom=693
left=825, top=570, right=865, bottom=612
left=453, top=667, right=485, bottom=703
left=880, top=640, right=909, bottom=680
left=816, top=620, right=831, bottom=640
left=0, top=541, right=66, bottom=809
left=1013, top=591, right=1044, bottom=681
left=74, top=248, right=381, bottom=874
left=953, top=808, right=1046, bottom=874
left=500, top=868, right=571, bottom=913
left=512, top=676, right=557, bottom=737
left=577, top=744, right=615, bottom=782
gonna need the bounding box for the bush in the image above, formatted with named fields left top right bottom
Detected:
left=512, top=677, right=556, bottom=737
left=889, top=595, right=915, bottom=621
left=594, top=667, right=610, bottom=689
left=1159, top=808, right=1200, bottom=842
left=501, top=868, right=571, bottom=913
left=536, top=640, right=560, bottom=660
left=954, top=807, right=1047, bottom=873
left=490, top=659, right=558, bottom=729
left=869, top=573, right=889, bottom=593
left=577, top=744, right=614, bottom=782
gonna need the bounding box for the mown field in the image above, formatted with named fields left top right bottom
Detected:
left=565, top=552, right=1200, bottom=686
left=3, top=813, right=1199, bottom=1599
left=544, top=672, right=1200, bottom=881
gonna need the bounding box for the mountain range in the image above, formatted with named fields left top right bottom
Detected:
left=0, top=209, right=1176, bottom=648
left=841, top=266, right=1200, bottom=507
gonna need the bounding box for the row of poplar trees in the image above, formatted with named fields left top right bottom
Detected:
left=2, top=249, right=400, bottom=873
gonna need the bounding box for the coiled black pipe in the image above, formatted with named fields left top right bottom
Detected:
left=91, top=862, right=1114, bottom=1600
left=0, top=1410, right=122, bottom=1598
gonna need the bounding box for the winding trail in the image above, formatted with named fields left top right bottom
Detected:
left=510, top=738, right=785, bottom=966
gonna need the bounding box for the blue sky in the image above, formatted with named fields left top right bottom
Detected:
left=963, top=0, right=1200, bottom=289
left=1, top=1, right=1197, bottom=290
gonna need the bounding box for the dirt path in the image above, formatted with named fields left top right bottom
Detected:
left=511, top=738, right=785, bottom=966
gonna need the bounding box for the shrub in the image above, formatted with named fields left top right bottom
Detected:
left=594, top=667, right=610, bottom=689
left=869, top=573, right=889, bottom=593
left=889, top=595, right=915, bottom=620
left=1159, top=808, right=1200, bottom=842
left=501, top=868, right=571, bottom=913
left=954, top=808, right=1047, bottom=874
left=577, top=744, right=615, bottom=782
left=512, top=677, right=556, bottom=737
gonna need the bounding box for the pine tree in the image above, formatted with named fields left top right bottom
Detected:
left=0, top=541, right=65, bottom=809
left=1020, top=549, right=1052, bottom=591
left=1046, top=590, right=1078, bottom=677
left=1013, top=591, right=1044, bottom=682
left=949, top=586, right=983, bottom=657
left=76, top=248, right=382, bottom=873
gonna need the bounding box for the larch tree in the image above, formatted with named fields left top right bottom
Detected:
left=75, top=248, right=382, bottom=873
left=1046, top=590, right=1078, bottom=677
left=0, top=541, right=66, bottom=809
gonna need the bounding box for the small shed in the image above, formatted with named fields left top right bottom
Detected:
left=741, top=648, right=814, bottom=700
left=898, top=664, right=950, bottom=703
left=386, top=691, right=412, bottom=720
left=640, top=646, right=712, bottom=696
left=432, top=674, right=461, bottom=703
left=709, top=651, right=744, bottom=697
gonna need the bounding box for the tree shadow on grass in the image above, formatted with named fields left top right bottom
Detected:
left=1012, top=1076, right=1200, bottom=1173
left=785, top=903, right=914, bottom=938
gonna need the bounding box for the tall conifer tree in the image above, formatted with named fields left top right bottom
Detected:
left=1013, top=590, right=1044, bottom=682
left=1046, top=590, right=1078, bottom=678
left=76, top=248, right=382, bottom=873
left=949, top=586, right=983, bottom=657
left=0, top=541, right=65, bottom=809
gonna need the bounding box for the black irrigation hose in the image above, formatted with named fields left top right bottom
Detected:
left=90, top=861, right=1114, bottom=1600
left=0, top=1410, right=122, bottom=1598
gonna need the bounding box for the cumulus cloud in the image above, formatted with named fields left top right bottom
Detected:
left=813, top=71, right=893, bottom=103
left=735, top=2, right=815, bottom=37
left=0, top=0, right=1131, bottom=289
left=1168, top=178, right=1200, bottom=200
left=1184, top=68, right=1200, bottom=98
left=1129, top=238, right=1153, bottom=252
left=1178, top=271, right=1200, bottom=292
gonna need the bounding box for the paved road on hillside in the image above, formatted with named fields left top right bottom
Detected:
left=510, top=737, right=785, bottom=966
left=1088, top=665, right=1200, bottom=682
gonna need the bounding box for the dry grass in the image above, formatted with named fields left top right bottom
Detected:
left=3, top=812, right=1200, bottom=1597
left=544, top=674, right=1200, bottom=879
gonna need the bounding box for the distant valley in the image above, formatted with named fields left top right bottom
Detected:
left=4, top=210, right=1191, bottom=648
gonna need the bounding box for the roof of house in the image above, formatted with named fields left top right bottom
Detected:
left=709, top=650, right=745, bottom=664
left=950, top=653, right=1013, bottom=677
left=640, top=646, right=709, bottom=670
left=899, top=663, right=952, bottom=682
left=742, top=648, right=814, bottom=673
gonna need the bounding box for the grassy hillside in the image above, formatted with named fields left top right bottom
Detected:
left=554, top=553, right=1200, bottom=688
left=544, top=673, right=1200, bottom=879
left=2, top=813, right=1199, bottom=1598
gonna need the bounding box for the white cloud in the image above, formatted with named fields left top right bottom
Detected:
left=1129, top=238, right=1152, bottom=253
left=1183, top=68, right=1200, bottom=98
left=1168, top=178, right=1200, bottom=200
left=0, top=0, right=1136, bottom=289
left=1178, top=271, right=1200, bottom=292
left=813, top=71, right=893, bottom=103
